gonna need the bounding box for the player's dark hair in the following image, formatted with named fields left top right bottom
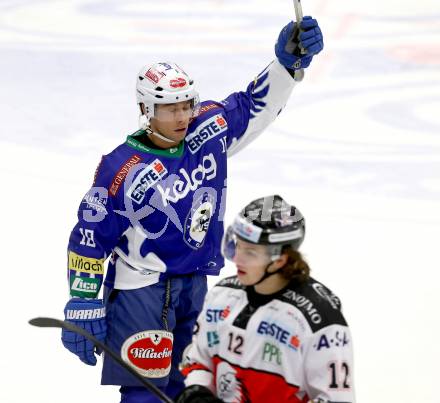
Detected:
left=279, top=246, right=310, bottom=283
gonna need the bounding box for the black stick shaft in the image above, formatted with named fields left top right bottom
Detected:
left=29, top=317, right=174, bottom=403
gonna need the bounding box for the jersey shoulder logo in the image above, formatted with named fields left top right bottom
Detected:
left=109, top=154, right=142, bottom=196
left=279, top=279, right=347, bottom=332
left=186, top=114, right=228, bottom=154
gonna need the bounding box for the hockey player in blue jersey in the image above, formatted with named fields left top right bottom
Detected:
left=61, top=17, right=323, bottom=403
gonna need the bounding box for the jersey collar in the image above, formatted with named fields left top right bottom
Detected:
left=126, top=131, right=184, bottom=158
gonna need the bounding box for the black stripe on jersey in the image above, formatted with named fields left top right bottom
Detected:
left=232, top=303, right=257, bottom=330
left=216, top=275, right=245, bottom=290
left=217, top=276, right=253, bottom=329
left=216, top=276, right=348, bottom=333
left=233, top=285, right=286, bottom=329
left=278, top=277, right=347, bottom=333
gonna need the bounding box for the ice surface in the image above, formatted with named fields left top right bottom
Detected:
left=0, top=1, right=439, bottom=402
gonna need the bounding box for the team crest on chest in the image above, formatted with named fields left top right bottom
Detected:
left=184, top=191, right=215, bottom=249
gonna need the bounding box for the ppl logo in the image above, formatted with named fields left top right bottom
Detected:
left=185, top=114, right=228, bottom=154
left=169, top=77, right=187, bottom=88
left=127, top=159, right=168, bottom=204
left=121, top=330, right=173, bottom=378
left=257, top=321, right=300, bottom=350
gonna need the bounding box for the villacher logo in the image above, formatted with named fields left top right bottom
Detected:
left=121, top=330, right=174, bottom=378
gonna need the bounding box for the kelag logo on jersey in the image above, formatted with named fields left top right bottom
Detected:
left=186, top=114, right=228, bottom=154
left=184, top=191, right=216, bottom=249
left=257, top=321, right=301, bottom=350
left=156, top=154, right=217, bottom=206
left=127, top=159, right=168, bottom=204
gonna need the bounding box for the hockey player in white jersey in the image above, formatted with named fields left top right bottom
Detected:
left=178, top=195, right=355, bottom=403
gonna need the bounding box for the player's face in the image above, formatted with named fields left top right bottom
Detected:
left=150, top=101, right=192, bottom=145
left=233, top=239, right=272, bottom=286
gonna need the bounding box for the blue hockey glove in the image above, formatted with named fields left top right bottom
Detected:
left=275, top=17, right=324, bottom=70
left=61, top=298, right=106, bottom=366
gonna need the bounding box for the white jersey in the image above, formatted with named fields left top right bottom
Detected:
left=181, top=276, right=355, bottom=403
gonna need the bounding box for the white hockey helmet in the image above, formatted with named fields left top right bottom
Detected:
left=136, top=62, right=200, bottom=126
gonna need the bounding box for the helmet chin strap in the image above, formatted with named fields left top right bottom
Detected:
left=252, top=261, right=281, bottom=286
left=146, top=127, right=177, bottom=144
left=138, top=114, right=177, bottom=144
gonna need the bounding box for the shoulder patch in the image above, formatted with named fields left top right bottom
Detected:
left=185, top=113, right=228, bottom=154
left=278, top=278, right=347, bottom=332
left=197, top=102, right=222, bottom=117
left=109, top=154, right=142, bottom=197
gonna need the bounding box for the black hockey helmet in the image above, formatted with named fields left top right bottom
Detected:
left=222, top=195, right=305, bottom=261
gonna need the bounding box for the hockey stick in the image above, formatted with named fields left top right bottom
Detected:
left=29, top=317, right=174, bottom=403
left=288, top=0, right=306, bottom=80
left=293, top=0, right=307, bottom=55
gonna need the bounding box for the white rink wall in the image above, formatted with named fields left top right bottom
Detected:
left=0, top=0, right=439, bottom=402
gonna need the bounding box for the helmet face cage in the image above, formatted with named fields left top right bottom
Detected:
left=136, top=62, right=200, bottom=123
left=221, top=195, right=305, bottom=263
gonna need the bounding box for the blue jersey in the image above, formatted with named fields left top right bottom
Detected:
left=67, top=60, right=297, bottom=297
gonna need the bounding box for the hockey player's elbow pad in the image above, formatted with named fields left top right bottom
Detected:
left=61, top=298, right=106, bottom=366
